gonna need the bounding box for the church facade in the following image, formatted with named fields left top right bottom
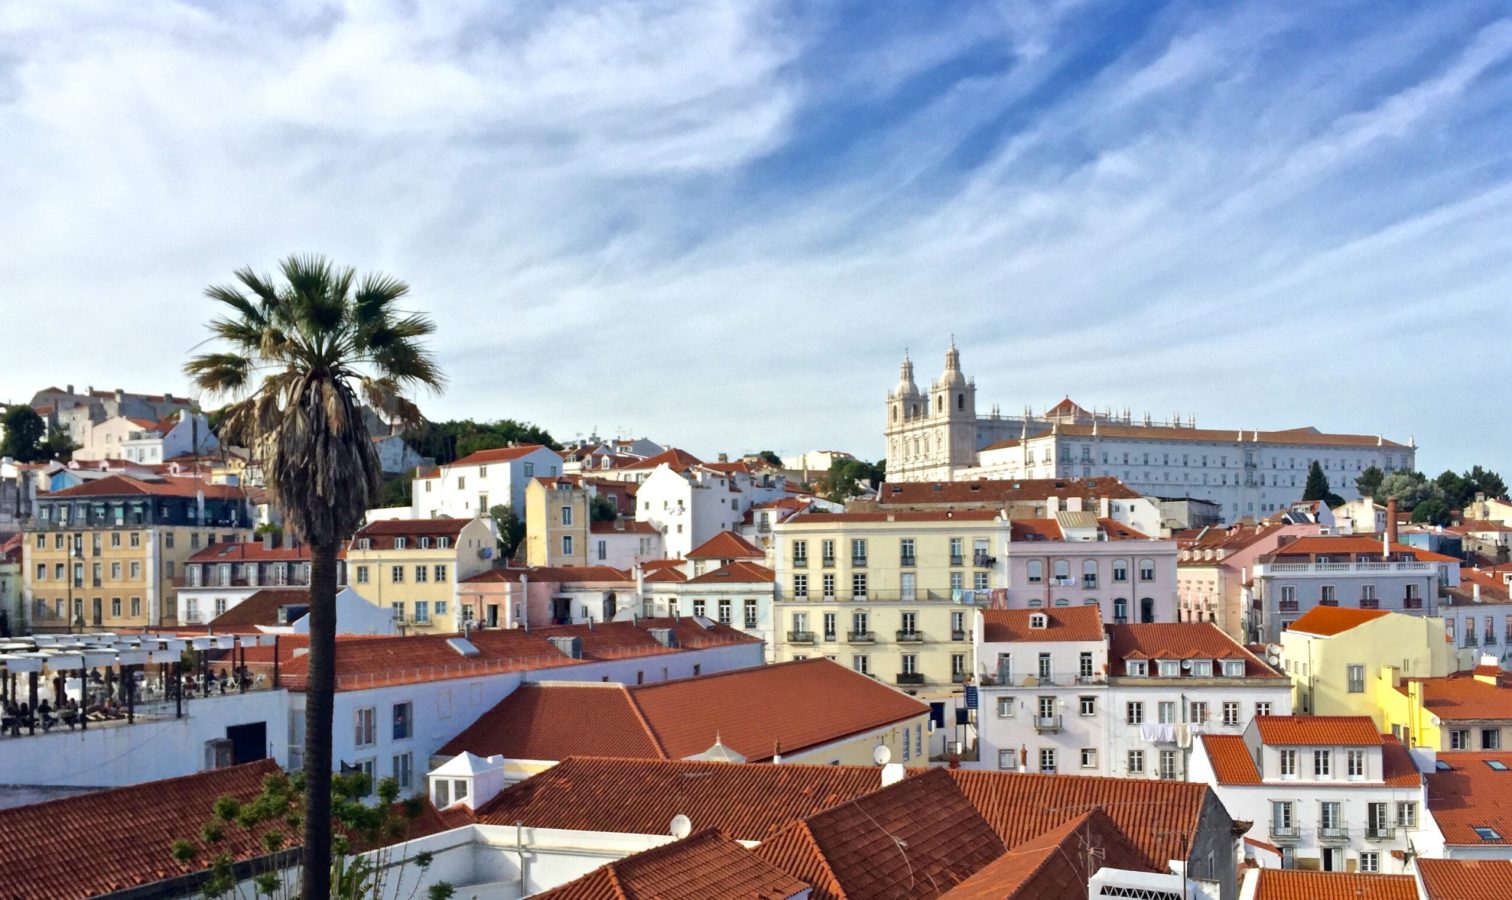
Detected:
left=885, top=345, right=1417, bottom=521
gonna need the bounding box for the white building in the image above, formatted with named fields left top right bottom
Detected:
left=973, top=607, right=1291, bottom=780
left=884, top=344, right=1418, bottom=521
left=1188, top=716, right=1428, bottom=874
left=411, top=444, right=562, bottom=519
left=630, top=454, right=789, bottom=559
left=638, top=531, right=777, bottom=656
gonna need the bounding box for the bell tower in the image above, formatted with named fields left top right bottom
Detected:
left=928, top=340, right=977, bottom=474
left=885, top=352, right=923, bottom=478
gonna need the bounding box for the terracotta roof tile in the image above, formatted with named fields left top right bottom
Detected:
left=941, top=808, right=1155, bottom=899
left=474, top=757, right=888, bottom=841
left=784, top=510, right=1001, bottom=525
left=1107, top=624, right=1283, bottom=678
left=948, top=768, right=1210, bottom=869
left=1427, top=752, right=1512, bottom=846
left=0, top=760, right=282, bottom=899
left=1032, top=422, right=1409, bottom=450
left=207, top=588, right=311, bottom=628
left=588, top=519, right=658, bottom=535
left=1417, top=858, right=1512, bottom=900
left=686, top=531, right=765, bottom=560
left=1265, top=535, right=1458, bottom=563
left=1406, top=676, right=1512, bottom=722
left=1200, top=734, right=1262, bottom=785
left=1382, top=735, right=1423, bottom=787
left=352, top=517, right=472, bottom=547
left=754, top=768, right=1003, bottom=900
left=981, top=607, right=1105, bottom=643
left=1285, top=606, right=1392, bottom=636
left=48, top=474, right=248, bottom=501
left=1253, top=715, right=1382, bottom=746
left=462, top=565, right=632, bottom=584
left=612, top=448, right=704, bottom=471
left=441, top=658, right=926, bottom=762
left=449, top=444, right=550, bottom=466
left=685, top=561, right=775, bottom=584
left=187, top=539, right=313, bottom=563
left=1254, top=869, right=1417, bottom=900
left=533, top=828, right=808, bottom=900
left=877, top=477, right=1141, bottom=506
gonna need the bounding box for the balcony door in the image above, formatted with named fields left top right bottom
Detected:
left=900, top=573, right=917, bottom=602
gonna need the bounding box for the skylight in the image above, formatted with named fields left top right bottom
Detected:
left=1487, top=761, right=1509, bottom=771
left=1474, top=826, right=1502, bottom=841
left=1435, top=761, right=1453, bottom=771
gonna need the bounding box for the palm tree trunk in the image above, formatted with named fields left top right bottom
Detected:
left=301, top=539, right=339, bottom=899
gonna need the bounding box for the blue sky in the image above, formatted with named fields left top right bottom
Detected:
left=2, top=1, right=1509, bottom=473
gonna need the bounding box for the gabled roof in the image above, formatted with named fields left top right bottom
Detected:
left=686, top=531, right=764, bottom=560
left=947, top=768, right=1211, bottom=869
left=1106, top=623, right=1282, bottom=678
left=1402, top=674, right=1512, bottom=722
left=448, top=444, right=551, bottom=467
left=753, top=768, right=1003, bottom=900
left=940, top=809, right=1155, bottom=899
left=440, top=658, right=927, bottom=763
left=187, top=538, right=313, bottom=563
left=353, top=517, right=472, bottom=543
left=532, top=828, right=808, bottom=900
left=1199, top=734, right=1262, bottom=785
left=877, top=477, right=1141, bottom=506
left=0, top=761, right=282, bottom=899
left=207, top=588, right=311, bottom=628
left=1417, top=858, right=1512, bottom=900
left=1254, top=715, right=1382, bottom=746
left=612, top=448, right=703, bottom=471
left=685, top=561, right=775, bottom=584
left=980, top=607, right=1105, bottom=643
left=1253, top=869, right=1417, bottom=900
left=47, top=474, right=248, bottom=501
left=1427, top=752, right=1512, bottom=846
left=463, top=565, right=633, bottom=584
left=1285, top=606, right=1391, bottom=636
left=1008, top=517, right=1150, bottom=541
left=473, top=757, right=888, bottom=841
left=1264, top=535, right=1458, bottom=563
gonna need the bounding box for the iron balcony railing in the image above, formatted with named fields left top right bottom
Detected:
left=1270, top=824, right=1299, bottom=839
left=896, top=630, right=924, bottom=643
left=896, top=672, right=925, bottom=686
left=1032, top=715, right=1062, bottom=733
left=1366, top=825, right=1398, bottom=840
left=787, top=631, right=815, bottom=644
left=847, top=630, right=875, bottom=643
left=1318, top=825, right=1349, bottom=841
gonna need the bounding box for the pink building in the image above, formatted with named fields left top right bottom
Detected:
left=1001, top=516, right=1178, bottom=624
left=1175, top=523, right=1322, bottom=641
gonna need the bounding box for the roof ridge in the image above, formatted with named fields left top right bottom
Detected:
left=622, top=684, right=671, bottom=760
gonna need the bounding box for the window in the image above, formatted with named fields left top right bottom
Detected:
left=851, top=655, right=870, bottom=676
left=852, top=573, right=867, bottom=598
left=110, top=597, right=121, bottom=617
left=356, top=566, right=370, bottom=584
left=717, top=598, right=731, bottom=625
left=1359, top=852, right=1379, bottom=873
left=393, top=702, right=412, bottom=740
left=1138, top=559, right=1155, bottom=581
left=1451, top=729, right=1471, bottom=749
left=1126, top=702, right=1143, bottom=725
left=900, top=538, right=915, bottom=565
left=1079, top=696, right=1095, bottom=716
left=997, top=696, right=1014, bottom=718
left=997, top=749, right=1017, bottom=770
left=1039, top=748, right=1057, bottom=774
left=562, top=535, right=574, bottom=556
left=560, top=506, right=573, bottom=526
left=1190, top=660, right=1212, bottom=677
left=1127, top=750, right=1145, bottom=775
left=1223, top=702, right=1240, bottom=726
left=415, top=564, right=428, bottom=583
left=1158, top=701, right=1176, bottom=724
left=1126, top=660, right=1148, bottom=676
left=413, top=601, right=430, bottom=624
left=1368, top=803, right=1391, bottom=837
left=1079, top=652, right=1094, bottom=678
left=822, top=573, right=836, bottom=598
left=394, top=537, right=407, bottom=550
left=355, top=759, right=377, bottom=796
left=131, top=597, right=141, bottom=616
left=973, top=570, right=990, bottom=590
left=434, top=564, right=447, bottom=582
left=1398, top=801, right=1418, bottom=829
left=950, top=538, right=964, bottom=564
left=1280, top=749, right=1298, bottom=778
left=1313, top=749, right=1331, bottom=778
left=1027, top=560, right=1043, bottom=584
left=354, top=707, right=376, bottom=748
left=1348, top=749, right=1365, bottom=779
left=744, top=599, right=758, bottom=629
left=823, top=612, right=837, bottom=640
left=1475, top=826, right=1503, bottom=841
left=1272, top=801, right=1294, bottom=833
left=1158, top=749, right=1177, bottom=779
left=1256, top=702, right=1272, bottom=717
left=850, top=538, right=867, bottom=564
left=1320, top=801, right=1341, bottom=833
left=1190, top=701, right=1208, bottom=724
left=1484, top=728, right=1501, bottom=750
left=1080, top=748, right=1097, bottom=769
left=391, top=565, right=404, bottom=583
left=1321, top=584, right=1336, bottom=605
left=1158, top=660, right=1179, bottom=677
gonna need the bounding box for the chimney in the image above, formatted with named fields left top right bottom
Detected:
left=66, top=384, right=74, bottom=395
left=261, top=530, right=276, bottom=551
left=718, top=453, right=728, bottom=463
left=1474, top=582, right=1482, bottom=603
left=1386, top=498, right=1399, bottom=555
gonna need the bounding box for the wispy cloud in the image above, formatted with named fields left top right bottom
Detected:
left=0, top=0, right=1508, bottom=471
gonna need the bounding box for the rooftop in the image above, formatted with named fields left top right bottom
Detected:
left=782, top=509, right=1001, bottom=525
left=685, top=561, right=776, bottom=584
left=686, top=530, right=765, bottom=560
left=1427, top=752, right=1512, bottom=846
left=1253, top=715, right=1383, bottom=746
left=46, top=474, right=248, bottom=501
left=187, top=538, right=312, bottom=563
left=206, top=588, right=311, bottom=628
left=1401, top=674, right=1512, bottom=722
left=1107, top=623, right=1283, bottom=678
left=1263, top=535, right=1460, bottom=564
left=532, top=828, right=808, bottom=900
left=876, top=476, right=1141, bottom=506
left=992, top=421, right=1410, bottom=450
left=1009, top=517, right=1151, bottom=541
left=439, top=658, right=927, bottom=762
left=1284, top=606, right=1391, bottom=636
left=980, top=606, right=1105, bottom=643
left=447, top=444, right=551, bottom=467
left=1252, top=869, right=1417, bottom=900
left=940, top=809, right=1154, bottom=900
left=1417, top=858, right=1512, bottom=900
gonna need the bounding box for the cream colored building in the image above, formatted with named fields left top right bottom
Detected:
left=769, top=510, right=1003, bottom=697
left=525, top=477, right=590, bottom=567
left=1278, top=606, right=1452, bottom=725
left=345, top=517, right=494, bottom=634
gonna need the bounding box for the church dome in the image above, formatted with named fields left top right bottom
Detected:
left=938, top=342, right=967, bottom=390
left=893, top=355, right=921, bottom=398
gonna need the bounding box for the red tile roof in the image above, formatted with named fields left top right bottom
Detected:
left=877, top=477, right=1141, bottom=506
left=1200, top=734, right=1262, bottom=785
left=532, top=828, right=808, bottom=900
left=980, top=607, right=1105, bottom=643
left=612, top=448, right=704, bottom=471
left=784, top=510, right=1001, bottom=524
left=1417, top=858, right=1512, bottom=900
left=207, top=588, right=311, bottom=627
left=353, top=517, right=472, bottom=545
left=1265, top=535, right=1458, bottom=563
left=0, top=760, right=282, bottom=899
left=1382, top=735, right=1423, bottom=786
left=753, top=768, right=1003, bottom=900
left=941, top=808, right=1155, bottom=899
left=1254, top=716, right=1382, bottom=746
left=187, top=538, right=312, bottom=563
left=474, top=757, right=889, bottom=841
left=686, top=531, right=765, bottom=560
left=1285, top=606, right=1391, bottom=636
left=47, top=474, right=249, bottom=500
left=1019, top=421, right=1409, bottom=450
left=1404, top=675, right=1512, bottom=722
left=462, top=565, right=633, bottom=584
left=1427, top=752, right=1512, bottom=846
left=441, top=658, right=927, bottom=762
left=947, top=769, right=1210, bottom=869
left=449, top=444, right=551, bottom=467
left=588, top=519, right=659, bottom=535
left=685, top=561, right=775, bottom=584
left=1253, top=869, right=1417, bottom=900
left=1107, top=623, right=1283, bottom=678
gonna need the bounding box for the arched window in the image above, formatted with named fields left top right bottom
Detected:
left=1027, top=561, right=1043, bottom=584
left=957, top=393, right=964, bottom=411
left=1053, top=560, right=1070, bottom=582
left=1112, top=558, right=1129, bottom=583
left=1139, top=559, right=1156, bottom=581
left=1082, top=559, right=1098, bottom=588
left=936, top=396, right=943, bottom=413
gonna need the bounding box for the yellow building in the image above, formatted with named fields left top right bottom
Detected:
left=769, top=510, right=1004, bottom=697
left=345, top=517, right=494, bottom=634
left=22, top=474, right=254, bottom=630
left=1278, top=606, right=1451, bottom=725
left=524, top=477, right=590, bottom=567
left=1376, top=662, right=1512, bottom=751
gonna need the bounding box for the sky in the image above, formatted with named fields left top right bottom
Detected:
left=2, top=0, right=1510, bottom=473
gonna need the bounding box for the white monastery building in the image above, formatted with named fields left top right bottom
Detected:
left=885, top=344, right=1417, bottom=520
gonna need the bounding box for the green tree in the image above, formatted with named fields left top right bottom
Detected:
left=1301, top=460, right=1331, bottom=502
left=1462, top=465, right=1508, bottom=504
left=1376, top=470, right=1446, bottom=511
left=39, top=428, right=78, bottom=462
left=0, top=405, right=45, bottom=461
left=589, top=493, right=617, bottom=522
left=406, top=419, right=559, bottom=464
left=756, top=450, right=783, bottom=467
left=184, top=254, right=443, bottom=899
left=1355, top=465, right=1385, bottom=499
left=490, top=504, right=525, bottom=560
left=379, top=471, right=415, bottom=508
left=823, top=458, right=885, bottom=503
left=1411, top=497, right=1452, bottom=526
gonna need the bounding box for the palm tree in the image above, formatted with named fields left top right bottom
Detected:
left=185, top=255, right=443, bottom=898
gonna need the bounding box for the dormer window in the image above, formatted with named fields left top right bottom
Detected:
left=357, top=538, right=372, bottom=550
left=395, top=537, right=407, bottom=550
left=419, top=537, right=432, bottom=549
left=1126, top=660, right=1148, bottom=676
left=438, top=537, right=450, bottom=550
left=1190, top=660, right=1213, bottom=677
left=1223, top=660, right=1246, bottom=677
left=1029, top=613, right=1047, bottom=629
left=1157, top=660, right=1180, bottom=677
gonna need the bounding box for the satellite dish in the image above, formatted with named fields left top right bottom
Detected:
left=872, top=744, right=892, bottom=766
left=669, top=814, right=692, bottom=839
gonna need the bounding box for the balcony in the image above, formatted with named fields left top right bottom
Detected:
left=896, top=630, right=924, bottom=643
left=1404, top=597, right=1423, bottom=609
left=952, top=671, right=968, bottom=684
left=851, top=557, right=868, bottom=568
left=1032, top=715, right=1062, bottom=733
left=1366, top=825, right=1398, bottom=841
left=896, top=672, right=925, bottom=687
left=1318, top=825, right=1349, bottom=842
left=952, top=629, right=968, bottom=641
left=1257, top=561, right=1435, bottom=576
left=1269, top=824, right=1299, bottom=840
left=787, top=630, right=815, bottom=644
left=974, top=553, right=996, bottom=568
left=900, top=555, right=916, bottom=568
left=950, top=555, right=964, bottom=567
left=847, top=630, right=875, bottom=644
left=821, top=557, right=835, bottom=568
left=793, top=557, right=807, bottom=568
left=822, top=632, right=837, bottom=642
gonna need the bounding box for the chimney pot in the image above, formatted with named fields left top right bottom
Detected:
left=1386, top=499, right=1399, bottom=553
